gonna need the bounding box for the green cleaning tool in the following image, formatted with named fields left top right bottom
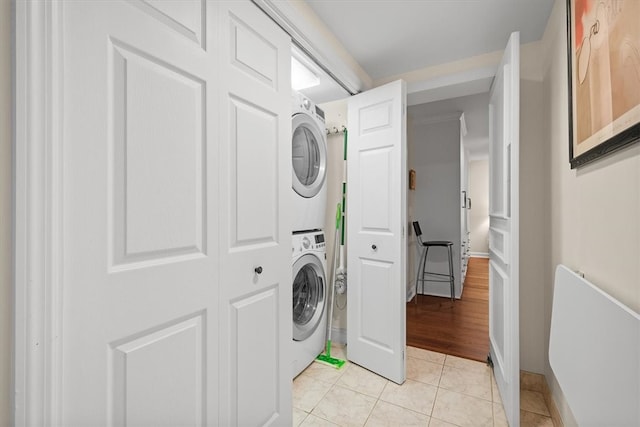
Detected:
left=316, top=203, right=346, bottom=369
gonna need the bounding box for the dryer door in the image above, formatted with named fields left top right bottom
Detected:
left=292, top=113, right=327, bottom=198
left=292, top=253, right=326, bottom=341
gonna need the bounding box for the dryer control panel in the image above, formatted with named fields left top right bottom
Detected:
left=293, top=91, right=325, bottom=125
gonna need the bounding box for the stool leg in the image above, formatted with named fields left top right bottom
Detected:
left=448, top=245, right=454, bottom=302
left=415, top=247, right=426, bottom=304
left=421, top=246, right=429, bottom=298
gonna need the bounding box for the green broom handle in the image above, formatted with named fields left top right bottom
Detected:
left=340, top=129, right=347, bottom=246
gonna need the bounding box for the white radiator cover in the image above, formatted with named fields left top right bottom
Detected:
left=549, top=265, right=640, bottom=426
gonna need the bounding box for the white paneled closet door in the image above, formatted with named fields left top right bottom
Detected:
left=346, top=80, right=407, bottom=385
left=489, top=31, right=520, bottom=427
left=217, top=2, right=292, bottom=426
left=15, top=0, right=291, bottom=425
left=59, top=1, right=220, bottom=424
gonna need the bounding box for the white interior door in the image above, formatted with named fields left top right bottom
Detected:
left=217, top=2, right=292, bottom=425
left=59, top=1, right=220, bottom=424
left=347, top=80, right=407, bottom=384
left=488, top=32, right=520, bottom=426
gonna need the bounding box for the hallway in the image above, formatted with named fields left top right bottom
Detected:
left=407, top=257, right=489, bottom=362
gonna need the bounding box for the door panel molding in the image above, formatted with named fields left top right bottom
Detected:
left=227, top=95, right=279, bottom=249
left=229, top=286, right=281, bottom=426
left=108, top=38, right=207, bottom=269
left=489, top=260, right=508, bottom=377
left=126, top=0, right=206, bottom=48
left=488, top=226, right=509, bottom=265
left=229, top=12, right=279, bottom=89
left=108, top=312, right=206, bottom=426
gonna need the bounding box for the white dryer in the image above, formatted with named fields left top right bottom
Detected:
left=292, top=91, right=327, bottom=232
left=292, top=230, right=327, bottom=378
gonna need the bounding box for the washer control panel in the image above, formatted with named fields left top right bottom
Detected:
left=292, top=231, right=325, bottom=257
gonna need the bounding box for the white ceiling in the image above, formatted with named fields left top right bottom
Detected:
left=306, top=0, right=555, bottom=81
left=300, top=0, right=554, bottom=157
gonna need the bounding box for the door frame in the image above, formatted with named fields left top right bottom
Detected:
left=14, top=1, right=64, bottom=425
left=404, top=46, right=521, bottom=420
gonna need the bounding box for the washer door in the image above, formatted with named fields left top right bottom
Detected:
left=292, top=113, right=326, bottom=198
left=292, top=253, right=326, bottom=341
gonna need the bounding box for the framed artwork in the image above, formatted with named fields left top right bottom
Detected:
left=567, top=0, right=640, bottom=168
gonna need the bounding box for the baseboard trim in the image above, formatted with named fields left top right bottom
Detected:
left=543, top=375, right=564, bottom=427
left=520, top=371, right=564, bottom=427
left=407, top=285, right=416, bottom=302
left=330, top=327, right=347, bottom=345
left=470, top=252, right=489, bottom=258
left=416, top=290, right=460, bottom=300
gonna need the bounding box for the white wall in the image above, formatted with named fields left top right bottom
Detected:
left=468, top=159, right=489, bottom=255
left=545, top=9, right=640, bottom=314
left=519, top=79, right=547, bottom=374
left=0, top=0, right=12, bottom=423
left=320, top=98, right=349, bottom=337
left=409, top=114, right=462, bottom=298
left=542, top=0, right=640, bottom=423
left=407, top=114, right=416, bottom=300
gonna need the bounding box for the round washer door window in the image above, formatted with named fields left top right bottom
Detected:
left=292, top=113, right=326, bottom=198
left=292, top=253, right=326, bottom=341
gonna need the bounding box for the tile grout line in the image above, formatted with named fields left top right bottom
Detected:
left=361, top=387, right=379, bottom=427
left=431, top=383, right=440, bottom=421
left=297, top=347, right=505, bottom=426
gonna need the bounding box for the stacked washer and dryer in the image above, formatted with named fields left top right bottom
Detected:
left=291, top=91, right=329, bottom=378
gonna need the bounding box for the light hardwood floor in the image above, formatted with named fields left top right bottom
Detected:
left=407, top=257, right=490, bottom=362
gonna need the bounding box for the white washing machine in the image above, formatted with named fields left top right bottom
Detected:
left=292, top=230, right=327, bottom=378
left=292, top=91, right=328, bottom=232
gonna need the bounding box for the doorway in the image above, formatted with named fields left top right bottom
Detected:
left=406, top=92, right=492, bottom=362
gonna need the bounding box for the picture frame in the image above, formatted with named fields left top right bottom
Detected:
left=567, top=0, right=640, bottom=169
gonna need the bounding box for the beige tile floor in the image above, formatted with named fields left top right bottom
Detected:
left=293, top=345, right=554, bottom=427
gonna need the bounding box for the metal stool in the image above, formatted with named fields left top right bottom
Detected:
left=412, top=221, right=454, bottom=303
